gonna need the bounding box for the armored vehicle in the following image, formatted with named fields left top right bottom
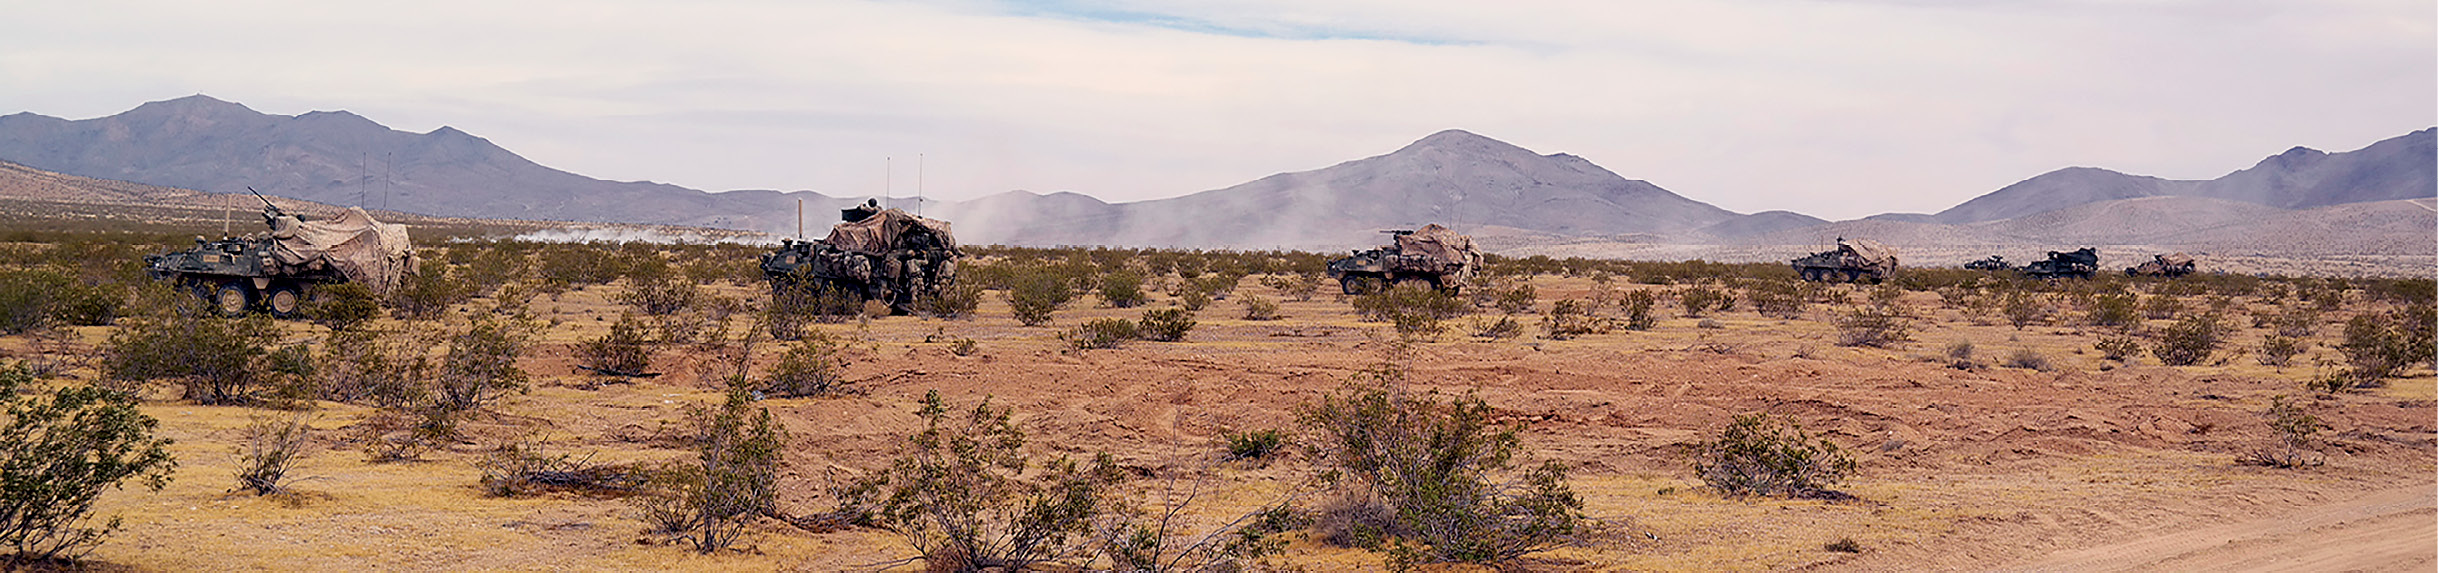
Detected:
left=1963, top=255, right=2012, bottom=272
left=1791, top=238, right=1897, bottom=282
left=2020, top=248, right=2099, bottom=280
left=2125, top=253, right=2196, bottom=278
left=1326, top=224, right=1479, bottom=295
left=761, top=199, right=961, bottom=313
left=145, top=190, right=415, bottom=317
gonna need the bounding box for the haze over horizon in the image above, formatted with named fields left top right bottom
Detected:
left=3, top=0, right=2429, bottom=220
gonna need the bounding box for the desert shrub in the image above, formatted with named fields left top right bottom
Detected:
left=234, top=414, right=312, bottom=496
left=2338, top=306, right=2437, bottom=381
left=1620, top=290, right=1658, bottom=330
left=2139, top=293, right=2184, bottom=320
left=1220, top=429, right=1289, bottom=461
left=1300, top=352, right=1583, bottom=565
left=767, top=283, right=864, bottom=337
left=1239, top=294, right=1282, bottom=321
left=578, top=313, right=655, bottom=376
left=2238, top=395, right=2323, bottom=468
left=533, top=244, right=627, bottom=290
left=2004, top=348, right=2053, bottom=372
left=1678, top=286, right=1735, bottom=317
left=1353, top=285, right=1471, bottom=338
left=1065, top=318, right=1140, bottom=351
left=1492, top=284, right=1537, bottom=315
left=432, top=317, right=533, bottom=413
left=305, top=282, right=382, bottom=332
left=1747, top=282, right=1807, bottom=319
left=478, top=437, right=648, bottom=498
left=642, top=389, right=788, bottom=553
left=354, top=408, right=443, bottom=463
left=315, top=327, right=426, bottom=407
left=1140, top=308, right=1196, bottom=342
left=1258, top=273, right=1320, bottom=302
left=459, top=243, right=530, bottom=295
left=2095, top=336, right=2143, bottom=362
left=834, top=391, right=1126, bottom=570
left=1692, top=413, right=1854, bottom=498
left=1470, top=316, right=1524, bottom=340
left=390, top=258, right=473, bottom=319
left=1834, top=301, right=1912, bottom=348
left=1006, top=270, right=1075, bottom=326
left=1098, top=270, right=1149, bottom=308
left=102, top=305, right=277, bottom=405
left=1825, top=537, right=1864, bottom=553
left=2150, top=312, right=2227, bottom=366
left=620, top=274, right=702, bottom=316
left=2085, top=293, right=2138, bottom=329
left=0, top=267, right=121, bottom=333
left=904, top=280, right=973, bottom=319
left=1942, top=340, right=1978, bottom=370
left=0, top=364, right=177, bottom=564
left=762, top=330, right=851, bottom=398
left=1539, top=299, right=1610, bottom=340
left=1994, top=289, right=2042, bottom=329
left=2258, top=335, right=2307, bottom=367
left=2266, top=305, right=2320, bottom=337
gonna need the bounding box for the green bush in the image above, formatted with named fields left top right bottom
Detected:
left=1258, top=273, right=1320, bottom=302
left=1064, top=318, right=1140, bottom=350
left=1692, top=413, right=1854, bottom=498
left=577, top=313, right=654, bottom=377
left=1539, top=299, right=1611, bottom=340
left=0, top=363, right=177, bottom=564
left=2095, top=335, right=2143, bottom=362
left=2150, top=312, right=2227, bottom=366
left=1098, top=270, right=1148, bottom=308
left=2338, top=305, right=2437, bottom=381
left=834, top=391, right=1125, bottom=570
left=1833, top=302, right=1912, bottom=348
left=2085, top=293, right=2138, bottom=329
left=1220, top=429, right=1289, bottom=461
left=1492, top=284, right=1537, bottom=315
left=1353, top=285, right=1471, bottom=338
left=620, top=274, right=702, bottom=316
left=1139, top=308, right=1196, bottom=342
left=1620, top=290, right=1658, bottom=330
left=2238, top=396, right=2323, bottom=468
left=0, top=267, right=122, bottom=333
left=390, top=257, right=472, bottom=319
left=432, top=317, right=533, bottom=412
left=102, top=306, right=278, bottom=405
left=762, top=331, right=850, bottom=398
left=918, top=281, right=983, bottom=319
left=1240, top=294, right=1282, bottom=321
left=1678, top=286, right=1734, bottom=317
left=1300, top=379, right=1582, bottom=565
left=2258, top=335, right=2307, bottom=367
left=307, top=283, right=382, bottom=332
left=1007, top=270, right=1075, bottom=327
left=640, top=390, right=788, bottom=553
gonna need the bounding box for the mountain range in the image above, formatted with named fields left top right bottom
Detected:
left=0, top=95, right=2429, bottom=256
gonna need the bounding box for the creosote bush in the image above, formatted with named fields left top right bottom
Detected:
left=1239, top=294, right=1282, bottom=321
left=1692, top=413, right=1855, bottom=498
left=1678, top=286, right=1734, bottom=317
left=761, top=330, right=852, bottom=398
left=1834, top=301, right=1912, bottom=348
left=102, top=301, right=278, bottom=405
left=1098, top=270, right=1149, bottom=308
left=2238, top=395, right=2323, bottom=468
left=306, top=282, right=382, bottom=332
left=1620, top=290, right=1658, bottom=331
left=1220, top=429, right=1289, bottom=461
left=1064, top=318, right=1140, bottom=351
left=835, top=390, right=1126, bottom=571
left=2095, top=336, right=2144, bottom=362
left=1007, top=270, right=1075, bottom=326
left=636, top=389, right=788, bottom=553
left=1539, top=299, right=1611, bottom=340
left=1139, top=308, right=1196, bottom=342
left=578, top=313, right=654, bottom=376
left=235, top=414, right=312, bottom=496
left=2150, top=312, right=2228, bottom=366
left=0, top=363, right=177, bottom=564
left=2258, top=335, right=2307, bottom=367
left=1352, top=285, right=1471, bottom=338
left=1299, top=347, right=1583, bottom=566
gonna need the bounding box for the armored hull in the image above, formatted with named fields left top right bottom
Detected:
left=762, top=202, right=961, bottom=313
left=1792, top=238, right=1897, bottom=282
left=1324, top=224, right=1478, bottom=295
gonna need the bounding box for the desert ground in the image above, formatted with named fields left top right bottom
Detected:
left=1, top=242, right=2432, bottom=572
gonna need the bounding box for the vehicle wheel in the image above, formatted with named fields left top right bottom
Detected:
left=1340, top=276, right=1380, bottom=295
left=266, top=284, right=303, bottom=318
left=214, top=282, right=255, bottom=317
left=1799, top=268, right=1818, bottom=281
left=1394, top=276, right=1431, bottom=290
left=1841, top=269, right=1860, bottom=282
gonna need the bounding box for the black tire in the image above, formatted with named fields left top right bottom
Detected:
left=214, top=282, right=255, bottom=317
left=1340, top=276, right=1383, bottom=295
left=265, top=284, right=303, bottom=319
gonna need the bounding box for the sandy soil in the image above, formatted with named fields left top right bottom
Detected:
left=8, top=275, right=2432, bottom=571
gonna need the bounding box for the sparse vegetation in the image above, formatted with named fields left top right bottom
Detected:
left=1007, top=269, right=1076, bottom=326
left=1693, top=413, right=1855, bottom=499
left=761, top=330, right=851, bottom=398
left=1139, top=307, right=1196, bottom=342
left=2238, top=395, right=2324, bottom=468
left=1239, top=294, right=1282, bottom=321
left=1539, top=299, right=1611, bottom=340
left=234, top=414, right=313, bottom=496
left=1220, top=429, right=1289, bottom=461
left=102, top=300, right=278, bottom=404
left=638, top=389, right=788, bottom=553
left=1678, top=286, right=1735, bottom=317
left=2150, top=312, right=2228, bottom=366
left=1353, top=285, right=1470, bottom=338
left=0, top=363, right=177, bottom=564
left=577, top=313, right=654, bottom=376
left=836, top=391, right=1125, bottom=570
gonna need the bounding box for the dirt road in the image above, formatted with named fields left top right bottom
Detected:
left=2009, top=483, right=2436, bottom=572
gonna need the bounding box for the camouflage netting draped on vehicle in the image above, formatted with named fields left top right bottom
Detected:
left=268, top=207, right=415, bottom=294
left=1392, top=224, right=1473, bottom=265
left=1839, top=238, right=1896, bottom=268
left=822, top=209, right=957, bottom=255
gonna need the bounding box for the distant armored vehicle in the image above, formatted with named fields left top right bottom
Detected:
left=2020, top=248, right=2099, bottom=280
left=145, top=189, right=415, bottom=317
left=761, top=199, right=961, bottom=313
left=1326, top=224, right=1479, bottom=295
left=1791, top=238, right=1897, bottom=282
left=1963, top=255, right=2012, bottom=272
left=2125, top=253, right=2197, bottom=278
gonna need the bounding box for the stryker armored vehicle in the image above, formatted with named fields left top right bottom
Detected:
left=1791, top=238, right=1897, bottom=282
left=2020, top=248, right=2099, bottom=280
left=1326, top=224, right=1479, bottom=295
left=2125, top=253, right=2197, bottom=278
left=1963, top=255, right=2012, bottom=272
left=145, top=189, right=415, bottom=317
left=761, top=199, right=961, bottom=313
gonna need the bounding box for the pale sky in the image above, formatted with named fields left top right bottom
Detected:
left=2, top=0, right=2430, bottom=220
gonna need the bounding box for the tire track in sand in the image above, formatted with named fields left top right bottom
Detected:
left=2007, top=483, right=2435, bottom=572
